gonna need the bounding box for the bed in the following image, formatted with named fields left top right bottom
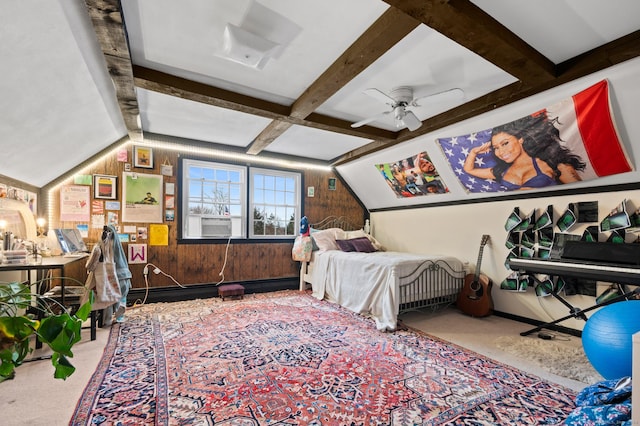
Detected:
left=294, top=216, right=465, bottom=331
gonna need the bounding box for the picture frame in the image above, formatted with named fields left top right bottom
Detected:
left=93, top=175, right=118, bottom=200
left=133, top=145, right=154, bottom=169
left=328, top=178, right=336, bottom=191
left=121, top=172, right=163, bottom=223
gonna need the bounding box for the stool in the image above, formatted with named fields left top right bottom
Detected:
left=218, top=284, right=245, bottom=301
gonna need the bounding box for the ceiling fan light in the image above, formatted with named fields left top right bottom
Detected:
left=220, top=24, right=280, bottom=69
left=401, top=110, right=423, bottom=131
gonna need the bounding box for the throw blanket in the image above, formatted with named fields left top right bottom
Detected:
left=311, top=250, right=460, bottom=331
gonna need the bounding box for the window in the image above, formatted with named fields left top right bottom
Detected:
left=180, top=159, right=301, bottom=240
left=182, top=159, right=245, bottom=239
left=250, top=168, right=300, bottom=238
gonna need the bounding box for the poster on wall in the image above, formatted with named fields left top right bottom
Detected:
left=376, top=151, right=448, bottom=198
left=60, top=185, right=90, bottom=221
left=1, top=184, right=38, bottom=216
left=128, top=244, right=147, bottom=264
left=436, top=80, right=633, bottom=193
left=121, top=172, right=163, bottom=223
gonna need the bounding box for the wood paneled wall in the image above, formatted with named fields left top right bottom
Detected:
left=46, top=145, right=365, bottom=290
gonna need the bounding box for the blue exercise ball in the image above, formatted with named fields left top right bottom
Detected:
left=582, top=300, right=640, bottom=380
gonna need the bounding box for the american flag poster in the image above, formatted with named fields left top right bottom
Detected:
left=437, top=80, right=632, bottom=193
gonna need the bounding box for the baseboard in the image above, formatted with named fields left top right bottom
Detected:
left=493, top=310, right=582, bottom=337
left=127, top=277, right=299, bottom=305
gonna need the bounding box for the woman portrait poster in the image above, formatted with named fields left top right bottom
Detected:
left=437, top=79, right=632, bottom=193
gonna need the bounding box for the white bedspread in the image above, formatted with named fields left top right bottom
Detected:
left=310, top=250, right=458, bottom=331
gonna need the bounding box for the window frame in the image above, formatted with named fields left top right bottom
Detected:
left=178, top=157, right=302, bottom=243
left=249, top=167, right=301, bottom=239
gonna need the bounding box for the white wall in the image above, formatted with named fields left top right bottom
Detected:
left=337, top=57, right=640, bottom=331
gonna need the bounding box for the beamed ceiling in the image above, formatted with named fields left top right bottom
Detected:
left=2, top=0, right=640, bottom=188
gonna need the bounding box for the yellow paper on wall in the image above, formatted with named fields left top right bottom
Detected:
left=149, top=224, right=169, bottom=246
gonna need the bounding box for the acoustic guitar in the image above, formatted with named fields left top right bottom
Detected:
left=457, top=234, right=494, bottom=317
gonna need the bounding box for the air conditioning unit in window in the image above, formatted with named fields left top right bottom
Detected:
left=201, top=217, right=232, bottom=237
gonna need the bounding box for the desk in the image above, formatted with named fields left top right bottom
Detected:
left=0, top=255, right=96, bottom=342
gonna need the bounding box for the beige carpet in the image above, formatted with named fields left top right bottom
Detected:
left=494, top=335, right=603, bottom=385
left=400, top=307, right=594, bottom=392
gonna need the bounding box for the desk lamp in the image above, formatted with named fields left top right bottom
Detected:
left=36, top=217, right=50, bottom=255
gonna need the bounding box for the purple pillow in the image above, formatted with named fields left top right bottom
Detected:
left=335, top=239, right=356, bottom=252
left=349, top=237, right=377, bottom=253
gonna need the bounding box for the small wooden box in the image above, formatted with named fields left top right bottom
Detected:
left=218, top=284, right=245, bottom=301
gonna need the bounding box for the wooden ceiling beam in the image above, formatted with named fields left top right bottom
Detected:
left=134, top=65, right=290, bottom=119
left=249, top=7, right=418, bottom=154
left=84, top=0, right=142, bottom=141
left=290, top=8, right=420, bottom=119
left=382, top=0, right=556, bottom=87
left=246, top=121, right=293, bottom=155
left=133, top=66, right=396, bottom=142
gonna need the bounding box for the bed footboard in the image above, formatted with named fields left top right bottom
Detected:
left=398, top=259, right=465, bottom=313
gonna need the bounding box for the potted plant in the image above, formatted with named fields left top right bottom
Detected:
left=0, top=279, right=93, bottom=383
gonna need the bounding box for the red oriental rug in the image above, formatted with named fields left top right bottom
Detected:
left=70, top=290, right=576, bottom=425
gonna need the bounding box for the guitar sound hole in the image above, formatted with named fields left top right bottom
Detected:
left=469, top=281, right=482, bottom=292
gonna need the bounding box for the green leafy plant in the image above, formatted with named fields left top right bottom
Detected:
left=0, top=279, right=93, bottom=383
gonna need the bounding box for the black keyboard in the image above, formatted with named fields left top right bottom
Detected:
left=508, top=257, right=640, bottom=286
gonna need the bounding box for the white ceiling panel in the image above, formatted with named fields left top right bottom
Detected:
left=471, top=0, right=640, bottom=64
left=138, top=89, right=271, bottom=148
left=122, top=0, right=388, bottom=103
left=264, top=125, right=372, bottom=161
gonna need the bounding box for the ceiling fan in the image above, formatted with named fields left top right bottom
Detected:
left=351, top=86, right=464, bottom=131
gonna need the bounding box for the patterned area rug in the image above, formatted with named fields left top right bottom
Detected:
left=71, top=290, right=576, bottom=425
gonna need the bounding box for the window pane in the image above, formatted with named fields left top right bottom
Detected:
left=264, top=175, right=275, bottom=189
left=182, top=159, right=246, bottom=239
left=265, top=190, right=275, bottom=204
left=189, top=166, right=202, bottom=179
left=203, top=168, right=215, bottom=180
left=249, top=168, right=301, bottom=239
left=215, top=169, right=228, bottom=181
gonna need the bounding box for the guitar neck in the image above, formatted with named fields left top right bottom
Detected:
left=474, top=235, right=489, bottom=281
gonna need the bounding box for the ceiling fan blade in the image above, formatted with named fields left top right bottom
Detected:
left=363, top=88, right=396, bottom=105
left=413, top=87, right=464, bottom=106
left=351, top=110, right=392, bottom=128
left=400, top=110, right=422, bottom=131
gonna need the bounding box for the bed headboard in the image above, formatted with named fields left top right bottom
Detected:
left=311, top=216, right=362, bottom=231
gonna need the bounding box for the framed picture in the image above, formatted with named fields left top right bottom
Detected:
left=93, top=175, right=118, bottom=200
left=328, top=178, right=336, bottom=191
left=133, top=145, right=154, bottom=169
left=121, top=172, right=163, bottom=223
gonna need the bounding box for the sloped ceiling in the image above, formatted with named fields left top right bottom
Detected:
left=1, top=0, right=639, bottom=188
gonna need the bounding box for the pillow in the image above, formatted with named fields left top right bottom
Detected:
left=349, top=236, right=377, bottom=253
left=345, top=229, right=367, bottom=239
left=292, top=235, right=313, bottom=261
left=309, top=228, right=320, bottom=251
left=335, top=239, right=356, bottom=252
left=345, top=228, right=384, bottom=251
left=365, top=234, right=384, bottom=251
left=310, top=228, right=345, bottom=251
